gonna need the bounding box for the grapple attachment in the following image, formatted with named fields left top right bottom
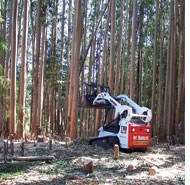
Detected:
left=80, top=83, right=111, bottom=109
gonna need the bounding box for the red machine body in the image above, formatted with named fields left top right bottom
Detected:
left=128, top=123, right=151, bottom=149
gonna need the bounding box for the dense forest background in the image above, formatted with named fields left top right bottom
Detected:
left=0, top=0, right=185, bottom=143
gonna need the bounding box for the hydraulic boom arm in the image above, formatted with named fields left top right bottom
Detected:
left=116, top=94, right=152, bottom=123
left=93, top=92, right=133, bottom=122
left=93, top=92, right=152, bottom=123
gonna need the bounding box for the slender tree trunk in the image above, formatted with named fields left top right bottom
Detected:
left=79, top=66, right=85, bottom=137
left=114, top=0, right=124, bottom=96
left=17, top=0, right=29, bottom=139
left=136, top=2, right=144, bottom=105
left=175, top=0, right=184, bottom=143
left=151, top=0, right=159, bottom=136
left=125, top=0, right=132, bottom=95
left=57, top=0, right=65, bottom=134
left=10, top=0, right=18, bottom=135
left=0, top=0, right=7, bottom=72
left=17, top=0, right=23, bottom=53
left=65, top=0, right=72, bottom=135
left=143, top=0, right=149, bottom=106
left=94, top=2, right=110, bottom=136
left=108, top=0, right=116, bottom=94
left=31, top=0, right=42, bottom=135
left=68, top=0, right=83, bottom=139
left=156, top=0, right=164, bottom=140
left=163, top=0, right=174, bottom=139
left=121, top=0, right=129, bottom=93
left=50, top=0, right=58, bottom=133
left=130, top=0, right=137, bottom=100
left=5, top=0, right=13, bottom=79
left=80, top=0, right=87, bottom=137
left=36, top=2, right=47, bottom=133
left=0, top=0, right=7, bottom=136
left=167, top=0, right=174, bottom=137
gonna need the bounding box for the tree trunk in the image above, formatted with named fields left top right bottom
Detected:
left=136, top=2, right=144, bottom=105
left=130, top=0, right=137, bottom=100
left=68, top=0, right=83, bottom=139
left=156, top=0, right=164, bottom=140
left=36, top=2, right=47, bottom=133
left=151, top=0, right=159, bottom=136
left=108, top=0, right=116, bottom=94
left=94, top=2, right=110, bottom=136
left=175, top=0, right=184, bottom=144
left=5, top=0, right=12, bottom=79
left=121, top=0, right=129, bottom=93
left=125, top=0, right=132, bottom=95
left=57, top=0, right=65, bottom=135
left=65, top=0, right=72, bottom=135
left=167, top=0, right=174, bottom=137
left=0, top=0, right=7, bottom=72
left=17, top=0, right=29, bottom=139
left=50, top=0, right=58, bottom=133
left=17, top=0, right=24, bottom=54
left=114, top=0, right=124, bottom=96
left=31, top=0, right=42, bottom=135
left=10, top=0, right=18, bottom=135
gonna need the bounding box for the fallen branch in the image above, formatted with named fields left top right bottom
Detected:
left=0, top=156, right=55, bottom=162
left=13, top=156, right=55, bottom=161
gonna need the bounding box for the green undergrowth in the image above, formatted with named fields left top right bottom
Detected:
left=0, top=161, right=42, bottom=179
left=40, top=160, right=71, bottom=175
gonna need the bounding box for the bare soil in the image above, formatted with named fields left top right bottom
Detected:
left=0, top=138, right=185, bottom=185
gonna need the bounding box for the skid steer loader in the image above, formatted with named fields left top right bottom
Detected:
left=81, top=83, right=152, bottom=150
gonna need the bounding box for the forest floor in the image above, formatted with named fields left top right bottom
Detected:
left=0, top=138, right=185, bottom=185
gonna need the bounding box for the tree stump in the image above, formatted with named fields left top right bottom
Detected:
left=49, top=138, right=52, bottom=150
left=9, top=134, right=14, bottom=142
left=64, top=137, right=71, bottom=149
left=84, top=160, right=93, bottom=174
left=114, top=144, right=119, bottom=160
left=154, top=136, right=158, bottom=145
left=3, top=140, right=7, bottom=164
left=20, top=141, right=25, bottom=156
left=148, top=167, right=157, bottom=175
left=10, top=141, right=14, bottom=156
left=127, top=164, right=134, bottom=171
left=166, top=136, right=170, bottom=150
left=37, top=135, right=44, bottom=142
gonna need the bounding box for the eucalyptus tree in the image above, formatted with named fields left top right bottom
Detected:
left=17, top=0, right=29, bottom=139
left=31, top=0, right=42, bottom=135
left=10, top=0, right=18, bottom=135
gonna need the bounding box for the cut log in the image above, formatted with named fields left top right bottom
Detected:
left=148, top=167, right=157, bottom=175
left=20, top=141, right=25, bottom=156
left=10, top=141, right=14, bottom=156
left=3, top=141, right=7, bottom=164
left=84, top=160, right=93, bottom=174
left=0, top=156, right=55, bottom=163
left=37, top=135, right=44, bottom=142
left=114, top=144, right=119, bottom=160
left=154, top=136, right=158, bottom=145
left=11, top=156, right=54, bottom=162
left=127, top=164, right=134, bottom=171
left=49, top=138, right=52, bottom=150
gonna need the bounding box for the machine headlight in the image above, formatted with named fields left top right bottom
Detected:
left=146, top=128, right=150, bottom=133
left=131, top=128, right=135, bottom=132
